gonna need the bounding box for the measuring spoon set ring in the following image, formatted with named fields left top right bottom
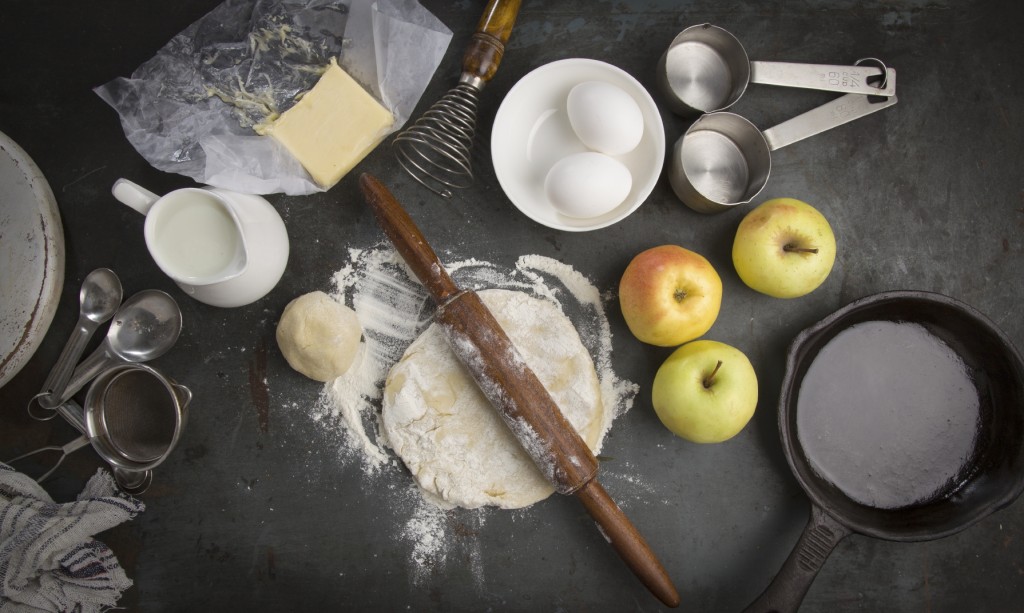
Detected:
left=657, top=23, right=899, bottom=213
left=10, top=268, right=191, bottom=495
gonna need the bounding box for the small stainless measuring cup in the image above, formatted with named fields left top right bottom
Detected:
left=82, top=363, right=191, bottom=474
left=8, top=363, right=191, bottom=494
left=668, top=91, right=898, bottom=214
left=658, top=23, right=895, bottom=117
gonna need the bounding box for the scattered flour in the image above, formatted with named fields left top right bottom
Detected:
left=402, top=492, right=449, bottom=580
left=303, top=243, right=639, bottom=586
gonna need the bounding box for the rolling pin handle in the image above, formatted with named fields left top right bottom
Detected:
left=359, top=173, right=461, bottom=303
left=576, top=480, right=681, bottom=607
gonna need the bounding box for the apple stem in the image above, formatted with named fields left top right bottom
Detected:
left=703, top=360, right=723, bottom=389
left=784, top=244, right=818, bottom=254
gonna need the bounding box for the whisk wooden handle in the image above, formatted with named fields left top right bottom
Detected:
left=462, top=0, right=522, bottom=85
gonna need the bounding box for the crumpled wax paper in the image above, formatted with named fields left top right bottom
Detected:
left=95, top=0, right=452, bottom=196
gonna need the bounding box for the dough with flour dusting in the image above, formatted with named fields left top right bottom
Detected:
left=382, top=289, right=605, bottom=509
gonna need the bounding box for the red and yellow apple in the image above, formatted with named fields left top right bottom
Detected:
left=619, top=245, right=722, bottom=347
left=652, top=340, right=758, bottom=443
left=732, top=198, right=837, bottom=299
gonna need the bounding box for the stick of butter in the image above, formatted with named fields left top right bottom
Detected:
left=263, top=58, right=394, bottom=189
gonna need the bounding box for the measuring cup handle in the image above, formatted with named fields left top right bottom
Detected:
left=112, top=178, right=160, bottom=215
left=750, top=61, right=895, bottom=97
left=56, top=399, right=89, bottom=435
left=37, top=434, right=90, bottom=482
left=762, top=91, right=898, bottom=152
left=55, top=346, right=112, bottom=406
left=5, top=434, right=91, bottom=483
left=34, top=320, right=96, bottom=410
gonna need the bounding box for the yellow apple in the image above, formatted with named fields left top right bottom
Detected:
left=619, top=245, right=722, bottom=347
left=651, top=340, right=758, bottom=443
left=732, top=198, right=837, bottom=299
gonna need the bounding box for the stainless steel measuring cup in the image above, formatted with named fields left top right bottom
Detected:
left=657, top=23, right=895, bottom=117
left=668, top=91, right=898, bottom=214
left=83, top=363, right=190, bottom=472
left=8, top=363, right=191, bottom=494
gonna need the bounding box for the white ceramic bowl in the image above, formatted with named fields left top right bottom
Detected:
left=491, top=58, right=665, bottom=232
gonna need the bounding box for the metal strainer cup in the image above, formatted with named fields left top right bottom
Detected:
left=83, top=363, right=191, bottom=475
left=85, top=364, right=191, bottom=471
left=7, top=363, right=191, bottom=493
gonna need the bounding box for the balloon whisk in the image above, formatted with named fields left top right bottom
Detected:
left=392, top=0, right=521, bottom=199
left=393, top=81, right=480, bottom=198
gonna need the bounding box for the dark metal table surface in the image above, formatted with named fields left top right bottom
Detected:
left=2, top=1, right=1023, bottom=611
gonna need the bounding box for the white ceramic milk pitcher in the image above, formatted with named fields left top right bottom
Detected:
left=112, top=179, right=289, bottom=308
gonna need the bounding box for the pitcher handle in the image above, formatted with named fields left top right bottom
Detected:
left=112, top=178, right=161, bottom=215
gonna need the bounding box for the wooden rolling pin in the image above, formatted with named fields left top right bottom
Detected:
left=359, top=173, right=680, bottom=608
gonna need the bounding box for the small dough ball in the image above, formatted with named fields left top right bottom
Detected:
left=276, top=291, right=362, bottom=382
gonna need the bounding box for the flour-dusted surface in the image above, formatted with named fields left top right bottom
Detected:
left=382, top=289, right=605, bottom=509
left=304, top=244, right=638, bottom=582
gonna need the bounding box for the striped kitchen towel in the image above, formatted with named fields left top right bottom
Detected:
left=0, top=463, right=144, bottom=612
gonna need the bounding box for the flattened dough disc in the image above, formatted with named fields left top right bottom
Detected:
left=382, top=289, right=604, bottom=509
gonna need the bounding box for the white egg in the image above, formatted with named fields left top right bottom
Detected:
left=544, top=152, right=633, bottom=218
left=566, top=81, right=645, bottom=155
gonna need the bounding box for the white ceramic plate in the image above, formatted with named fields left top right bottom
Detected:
left=0, top=131, right=64, bottom=388
left=491, top=58, right=665, bottom=232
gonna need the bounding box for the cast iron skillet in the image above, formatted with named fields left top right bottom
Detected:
left=744, top=290, right=1024, bottom=613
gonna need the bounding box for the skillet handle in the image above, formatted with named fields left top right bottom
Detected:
left=742, top=504, right=851, bottom=613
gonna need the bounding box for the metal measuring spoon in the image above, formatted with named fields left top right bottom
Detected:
left=31, top=269, right=123, bottom=414
left=53, top=289, right=182, bottom=406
